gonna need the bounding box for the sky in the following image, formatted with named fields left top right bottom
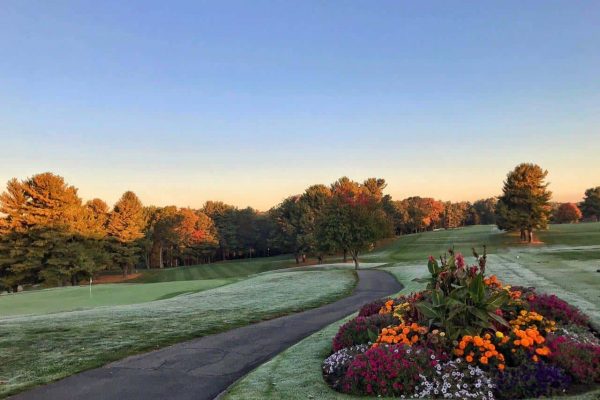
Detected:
left=1, top=1, right=599, bottom=210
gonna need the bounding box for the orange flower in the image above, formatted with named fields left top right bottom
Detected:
left=466, top=355, right=473, bottom=363
left=498, top=364, right=505, bottom=371
left=480, top=356, right=488, bottom=364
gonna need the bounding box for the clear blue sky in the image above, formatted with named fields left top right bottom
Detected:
left=1, top=1, right=599, bottom=210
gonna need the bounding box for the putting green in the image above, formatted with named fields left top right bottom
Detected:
left=0, top=279, right=235, bottom=317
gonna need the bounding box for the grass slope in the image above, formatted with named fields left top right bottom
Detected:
left=0, top=279, right=234, bottom=317
left=133, top=255, right=298, bottom=283
left=224, top=223, right=600, bottom=400
left=0, top=269, right=356, bottom=397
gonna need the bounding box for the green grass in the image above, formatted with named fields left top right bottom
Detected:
left=537, top=222, right=600, bottom=246
left=362, top=225, right=514, bottom=263
left=133, top=254, right=298, bottom=283
left=224, top=223, right=600, bottom=400
left=0, top=269, right=356, bottom=397
left=0, top=279, right=235, bottom=317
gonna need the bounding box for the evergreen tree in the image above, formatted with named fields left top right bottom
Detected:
left=0, top=227, right=50, bottom=291
left=203, top=201, right=238, bottom=260
left=495, top=163, right=552, bottom=242
left=106, top=191, right=145, bottom=276
left=82, top=198, right=109, bottom=237
left=579, top=187, right=600, bottom=221
left=0, top=172, right=83, bottom=233
left=471, top=198, right=497, bottom=225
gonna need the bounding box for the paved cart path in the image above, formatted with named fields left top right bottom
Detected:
left=14, top=269, right=402, bottom=400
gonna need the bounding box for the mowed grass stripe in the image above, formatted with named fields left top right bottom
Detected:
left=133, top=255, right=297, bottom=283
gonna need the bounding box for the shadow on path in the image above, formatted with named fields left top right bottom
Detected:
left=13, top=269, right=402, bottom=400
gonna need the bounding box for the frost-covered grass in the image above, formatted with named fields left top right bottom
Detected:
left=0, top=270, right=356, bottom=397
left=224, top=224, right=600, bottom=400
left=0, top=279, right=235, bottom=317
left=487, top=253, right=600, bottom=328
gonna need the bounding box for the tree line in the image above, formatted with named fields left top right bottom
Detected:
left=1, top=169, right=598, bottom=291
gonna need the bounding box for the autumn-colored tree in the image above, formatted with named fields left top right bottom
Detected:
left=0, top=172, right=84, bottom=233
left=177, top=208, right=218, bottom=264
left=317, top=177, right=391, bottom=269
left=106, top=191, right=145, bottom=276
left=579, top=187, right=600, bottom=222
left=443, top=201, right=470, bottom=229
left=393, top=196, right=445, bottom=233
left=495, top=163, right=552, bottom=242
left=553, top=203, right=582, bottom=224
left=0, top=174, right=111, bottom=289
left=82, top=198, right=109, bottom=237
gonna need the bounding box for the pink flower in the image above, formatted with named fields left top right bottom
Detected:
left=456, top=253, right=465, bottom=269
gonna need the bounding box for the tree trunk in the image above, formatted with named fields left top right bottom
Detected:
left=318, top=255, right=323, bottom=264
left=353, top=256, right=359, bottom=270
left=159, top=244, right=164, bottom=268
left=343, top=249, right=348, bottom=263
left=520, top=228, right=526, bottom=242
left=295, top=253, right=300, bottom=264
left=302, top=253, right=306, bottom=263
left=528, top=229, right=534, bottom=243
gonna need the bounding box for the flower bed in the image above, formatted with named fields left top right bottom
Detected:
left=323, top=249, right=600, bottom=399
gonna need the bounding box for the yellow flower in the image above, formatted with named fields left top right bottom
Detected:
left=495, top=331, right=504, bottom=339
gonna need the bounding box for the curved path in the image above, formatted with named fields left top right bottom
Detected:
left=13, top=269, right=402, bottom=400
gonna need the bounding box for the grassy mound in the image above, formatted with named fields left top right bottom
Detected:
left=0, top=269, right=356, bottom=397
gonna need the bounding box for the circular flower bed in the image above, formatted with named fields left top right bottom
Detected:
left=323, top=249, right=600, bottom=399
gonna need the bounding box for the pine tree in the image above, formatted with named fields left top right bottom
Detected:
left=495, top=163, right=552, bottom=242
left=579, top=187, right=600, bottom=221
left=0, top=173, right=83, bottom=233
left=106, top=191, right=145, bottom=276
left=82, top=198, right=109, bottom=237
left=0, top=173, right=104, bottom=289
left=0, top=227, right=51, bottom=291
